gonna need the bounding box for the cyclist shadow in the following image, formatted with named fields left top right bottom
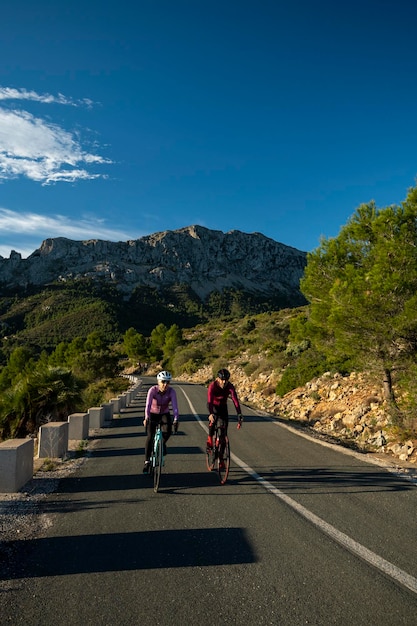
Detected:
left=1, top=526, right=256, bottom=579
left=157, top=456, right=244, bottom=492
left=145, top=472, right=204, bottom=492
left=160, top=472, right=247, bottom=493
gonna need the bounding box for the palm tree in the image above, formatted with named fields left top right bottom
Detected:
left=0, top=365, right=83, bottom=439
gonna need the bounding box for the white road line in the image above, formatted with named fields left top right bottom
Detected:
left=179, top=386, right=417, bottom=596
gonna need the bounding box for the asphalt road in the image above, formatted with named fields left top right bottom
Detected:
left=1, top=377, right=417, bottom=625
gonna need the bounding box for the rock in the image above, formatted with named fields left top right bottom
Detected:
left=177, top=355, right=416, bottom=466
left=342, top=414, right=357, bottom=428
left=0, top=226, right=307, bottom=303
left=373, top=431, right=386, bottom=448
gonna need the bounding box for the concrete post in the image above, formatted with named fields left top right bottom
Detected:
left=102, top=402, right=113, bottom=424
left=88, top=406, right=105, bottom=429
left=0, top=438, right=34, bottom=493
left=132, top=382, right=141, bottom=396
left=38, top=422, right=69, bottom=459
left=68, top=412, right=89, bottom=440
left=110, top=397, right=120, bottom=415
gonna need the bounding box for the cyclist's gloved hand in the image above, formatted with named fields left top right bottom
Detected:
left=173, top=419, right=179, bottom=433
left=237, top=414, right=243, bottom=429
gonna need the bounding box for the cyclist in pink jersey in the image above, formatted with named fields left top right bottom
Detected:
left=143, top=370, right=179, bottom=474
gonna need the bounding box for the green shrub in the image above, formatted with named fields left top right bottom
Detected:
left=243, top=362, right=259, bottom=377
left=171, top=346, right=205, bottom=374
left=81, top=377, right=129, bottom=409
left=275, top=350, right=330, bottom=396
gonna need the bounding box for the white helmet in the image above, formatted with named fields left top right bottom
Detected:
left=157, top=370, right=172, bottom=382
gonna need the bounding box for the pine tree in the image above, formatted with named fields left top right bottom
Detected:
left=300, top=185, right=417, bottom=402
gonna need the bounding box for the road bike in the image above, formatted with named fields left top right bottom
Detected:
left=206, top=421, right=231, bottom=484
left=149, top=423, right=164, bottom=492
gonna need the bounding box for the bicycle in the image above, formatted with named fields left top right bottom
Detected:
left=206, top=421, right=231, bottom=484
left=149, top=423, right=164, bottom=492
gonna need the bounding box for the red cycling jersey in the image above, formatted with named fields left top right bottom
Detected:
left=207, top=379, right=241, bottom=415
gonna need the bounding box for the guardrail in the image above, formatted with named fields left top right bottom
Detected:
left=0, top=376, right=142, bottom=493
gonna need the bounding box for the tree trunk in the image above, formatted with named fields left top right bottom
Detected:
left=382, top=368, right=395, bottom=402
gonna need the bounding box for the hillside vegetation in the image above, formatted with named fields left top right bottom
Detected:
left=0, top=279, right=290, bottom=357
left=1, top=184, right=417, bottom=467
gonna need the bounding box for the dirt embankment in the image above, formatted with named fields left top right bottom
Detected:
left=177, top=367, right=417, bottom=470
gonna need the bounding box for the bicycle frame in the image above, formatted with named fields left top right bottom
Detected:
left=150, top=423, right=164, bottom=492
left=206, top=422, right=230, bottom=484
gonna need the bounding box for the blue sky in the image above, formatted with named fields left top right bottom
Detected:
left=1, top=0, right=417, bottom=258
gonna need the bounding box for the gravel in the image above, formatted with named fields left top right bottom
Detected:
left=0, top=455, right=87, bottom=547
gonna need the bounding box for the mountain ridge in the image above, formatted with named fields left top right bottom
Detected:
left=0, top=225, right=307, bottom=303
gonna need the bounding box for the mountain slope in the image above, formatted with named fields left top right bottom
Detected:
left=0, top=225, right=307, bottom=303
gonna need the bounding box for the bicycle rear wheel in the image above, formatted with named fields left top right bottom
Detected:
left=153, top=436, right=163, bottom=492
left=218, top=436, right=230, bottom=485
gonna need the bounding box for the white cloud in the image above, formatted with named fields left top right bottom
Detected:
left=0, top=86, right=108, bottom=184
left=0, top=86, right=93, bottom=107
left=0, top=208, right=142, bottom=258
left=0, top=244, right=35, bottom=259
left=0, top=109, right=110, bottom=184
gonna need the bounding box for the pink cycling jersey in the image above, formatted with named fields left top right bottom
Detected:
left=145, top=385, right=179, bottom=419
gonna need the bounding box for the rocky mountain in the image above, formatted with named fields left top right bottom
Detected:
left=0, top=225, right=307, bottom=304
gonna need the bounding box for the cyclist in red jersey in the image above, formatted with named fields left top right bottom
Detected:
left=206, top=368, right=243, bottom=454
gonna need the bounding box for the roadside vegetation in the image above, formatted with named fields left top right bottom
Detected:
left=2, top=185, right=417, bottom=442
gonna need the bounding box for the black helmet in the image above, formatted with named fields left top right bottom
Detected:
left=217, top=368, right=230, bottom=381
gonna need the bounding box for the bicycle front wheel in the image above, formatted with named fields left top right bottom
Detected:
left=153, top=438, right=163, bottom=492
left=218, top=436, right=230, bottom=485
left=206, top=444, right=216, bottom=472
